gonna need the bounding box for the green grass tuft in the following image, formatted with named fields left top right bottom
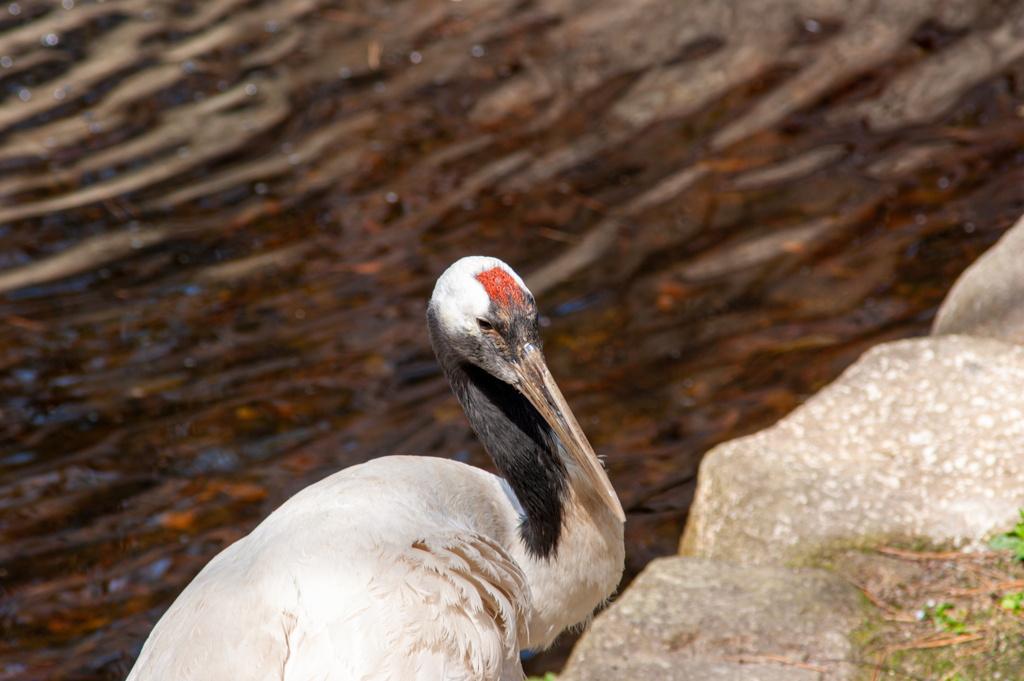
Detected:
left=988, top=509, right=1024, bottom=562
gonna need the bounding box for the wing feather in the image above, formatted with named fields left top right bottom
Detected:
left=374, top=532, right=530, bottom=680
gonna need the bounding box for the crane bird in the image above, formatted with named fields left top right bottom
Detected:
left=126, top=256, right=625, bottom=680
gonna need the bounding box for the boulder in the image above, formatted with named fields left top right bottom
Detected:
left=680, top=335, right=1024, bottom=565
left=560, top=557, right=867, bottom=681
left=932, top=213, right=1024, bottom=344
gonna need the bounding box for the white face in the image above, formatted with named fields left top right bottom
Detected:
left=429, top=256, right=530, bottom=340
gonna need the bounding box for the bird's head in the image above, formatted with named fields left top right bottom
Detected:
left=428, top=256, right=626, bottom=524
left=428, top=256, right=540, bottom=384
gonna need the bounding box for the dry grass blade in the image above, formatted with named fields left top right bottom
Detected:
left=949, top=578, right=1024, bottom=597
left=959, top=561, right=1013, bottom=588
left=870, top=654, right=883, bottom=681
left=851, top=660, right=933, bottom=681
left=887, top=633, right=985, bottom=652
left=848, top=578, right=918, bottom=622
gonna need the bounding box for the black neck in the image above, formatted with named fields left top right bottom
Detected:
left=442, top=359, right=567, bottom=559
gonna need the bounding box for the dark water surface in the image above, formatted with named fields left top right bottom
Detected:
left=2, top=0, right=1024, bottom=677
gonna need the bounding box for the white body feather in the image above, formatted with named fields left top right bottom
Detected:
left=127, top=456, right=623, bottom=681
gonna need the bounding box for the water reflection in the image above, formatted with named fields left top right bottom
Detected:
left=2, top=0, right=1024, bottom=677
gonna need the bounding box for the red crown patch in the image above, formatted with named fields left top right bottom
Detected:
left=476, top=267, right=527, bottom=309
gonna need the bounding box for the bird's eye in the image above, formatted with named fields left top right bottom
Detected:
left=477, top=318, right=494, bottom=331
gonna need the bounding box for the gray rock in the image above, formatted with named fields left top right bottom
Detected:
left=560, top=557, right=867, bottom=681
left=933, top=213, right=1024, bottom=344
left=681, top=335, right=1024, bottom=565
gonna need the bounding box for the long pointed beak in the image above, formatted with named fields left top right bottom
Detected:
left=512, top=343, right=626, bottom=523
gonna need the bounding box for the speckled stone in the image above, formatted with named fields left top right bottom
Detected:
left=560, top=557, right=866, bottom=681
left=681, top=335, right=1024, bottom=564
left=933, top=213, right=1024, bottom=344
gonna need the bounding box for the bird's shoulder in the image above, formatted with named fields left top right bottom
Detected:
left=256, top=456, right=524, bottom=548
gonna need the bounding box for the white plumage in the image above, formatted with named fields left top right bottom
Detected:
left=127, top=257, right=625, bottom=680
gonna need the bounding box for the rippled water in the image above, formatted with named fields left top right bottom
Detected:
left=2, top=0, right=1023, bottom=677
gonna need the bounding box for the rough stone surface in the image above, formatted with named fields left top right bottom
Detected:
left=933, top=213, right=1024, bottom=344
left=560, top=557, right=867, bottom=681
left=681, top=335, right=1024, bottom=565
